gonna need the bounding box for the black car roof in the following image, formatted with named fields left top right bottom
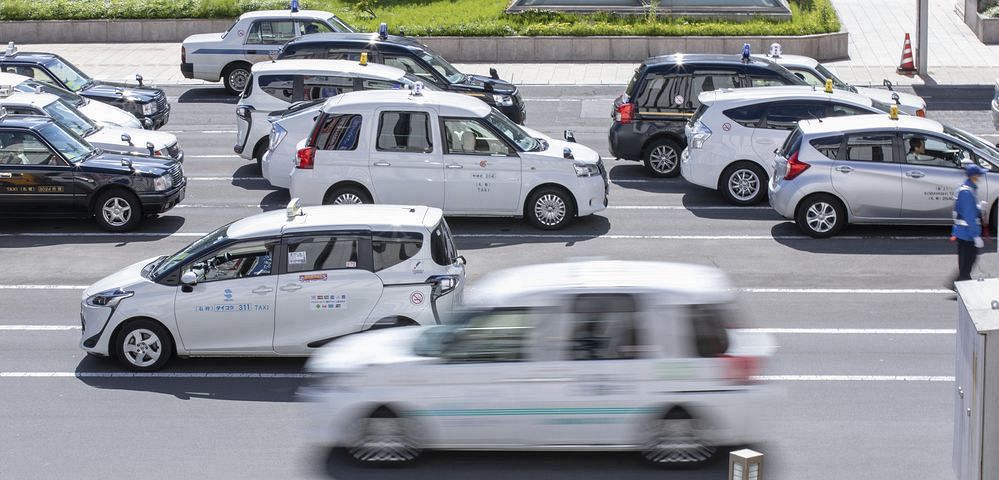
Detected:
left=0, top=113, right=54, bottom=129
left=284, top=32, right=427, bottom=50
left=643, top=53, right=783, bottom=69
left=0, top=52, right=61, bottom=64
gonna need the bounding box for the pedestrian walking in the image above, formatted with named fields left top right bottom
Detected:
left=951, top=164, right=990, bottom=288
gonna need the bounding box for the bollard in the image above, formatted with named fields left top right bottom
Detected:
left=729, top=449, right=763, bottom=480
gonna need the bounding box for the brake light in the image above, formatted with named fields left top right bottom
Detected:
left=916, top=109, right=926, bottom=117
left=296, top=147, right=315, bottom=169
left=616, top=103, right=634, bottom=124
left=722, top=355, right=760, bottom=385
left=181, top=46, right=186, bottom=64
left=784, top=150, right=810, bottom=180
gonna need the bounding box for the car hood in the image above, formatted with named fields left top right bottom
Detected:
left=82, top=256, right=162, bottom=299
left=450, top=74, right=517, bottom=96
left=527, top=137, right=601, bottom=165
left=855, top=87, right=926, bottom=114
left=80, top=151, right=176, bottom=176
left=306, top=326, right=434, bottom=374
left=83, top=82, right=163, bottom=103
left=87, top=125, right=175, bottom=152
left=79, top=100, right=143, bottom=129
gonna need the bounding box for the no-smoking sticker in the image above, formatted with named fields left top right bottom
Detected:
left=722, top=123, right=732, bottom=132
left=410, top=292, right=424, bottom=305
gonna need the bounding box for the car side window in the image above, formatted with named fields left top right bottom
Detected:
left=843, top=134, right=895, bottom=163
left=297, top=20, right=333, bottom=36
left=723, top=104, right=765, bottom=128
left=371, top=231, right=423, bottom=272
left=902, top=133, right=970, bottom=169
left=285, top=235, right=361, bottom=273
left=429, top=221, right=457, bottom=266
left=314, top=114, right=362, bottom=151
left=326, top=50, right=363, bottom=61
left=567, top=294, right=646, bottom=360
left=383, top=55, right=436, bottom=84
left=762, top=101, right=828, bottom=131
left=688, top=72, right=739, bottom=108
left=790, top=68, right=825, bottom=87
left=442, top=118, right=513, bottom=156
left=185, top=240, right=276, bottom=284
left=634, top=73, right=688, bottom=112
left=688, top=304, right=730, bottom=357
left=301, top=75, right=354, bottom=101
left=830, top=103, right=875, bottom=117
left=809, top=135, right=843, bottom=160
left=258, top=74, right=295, bottom=102
left=376, top=111, right=432, bottom=153
left=749, top=74, right=792, bottom=87
left=8, top=65, right=60, bottom=87
left=0, top=131, right=59, bottom=166
left=246, top=20, right=296, bottom=45
left=442, top=310, right=534, bottom=363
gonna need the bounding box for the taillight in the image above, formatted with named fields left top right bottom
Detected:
left=296, top=147, right=315, bottom=169
left=784, top=150, right=810, bottom=180
left=181, top=46, right=186, bottom=64
left=916, top=109, right=926, bottom=117
left=616, top=103, right=634, bottom=124
left=722, top=355, right=760, bottom=385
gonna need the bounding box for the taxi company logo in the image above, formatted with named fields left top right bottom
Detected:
left=722, top=123, right=732, bottom=132
left=223, top=289, right=233, bottom=302
left=410, top=292, right=425, bottom=305
left=479, top=160, right=488, bottom=168
left=299, top=273, right=328, bottom=282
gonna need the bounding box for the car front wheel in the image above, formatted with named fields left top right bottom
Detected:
left=796, top=194, right=846, bottom=238
left=347, top=408, right=420, bottom=465
left=114, top=319, right=173, bottom=372
left=94, top=189, right=142, bottom=232
left=527, top=187, right=575, bottom=230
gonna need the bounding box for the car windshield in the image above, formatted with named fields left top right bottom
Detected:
left=38, top=122, right=95, bottom=163
left=483, top=110, right=540, bottom=151
left=326, top=16, right=354, bottom=32
left=815, top=63, right=854, bottom=91
left=221, top=20, right=238, bottom=38
left=42, top=57, right=93, bottom=92
left=945, top=125, right=999, bottom=161
left=420, top=49, right=464, bottom=84
left=401, top=73, right=441, bottom=90
left=14, top=79, right=84, bottom=107
left=150, top=224, right=231, bottom=280
left=42, top=99, right=99, bottom=137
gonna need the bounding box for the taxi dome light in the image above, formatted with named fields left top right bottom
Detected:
left=378, top=23, right=389, bottom=40
left=889, top=105, right=899, bottom=120
left=768, top=42, right=782, bottom=58
left=359, top=52, right=368, bottom=66
left=741, top=43, right=751, bottom=63
left=290, top=0, right=300, bottom=13
left=287, top=198, right=303, bottom=221
left=411, top=81, right=424, bottom=96
left=4, top=41, right=15, bottom=57
left=0, top=85, right=11, bottom=97
left=33, top=85, right=42, bottom=94
left=824, top=78, right=833, bottom=93
left=0, top=106, right=7, bottom=119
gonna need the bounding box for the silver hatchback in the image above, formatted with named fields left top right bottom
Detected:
left=769, top=114, right=999, bottom=238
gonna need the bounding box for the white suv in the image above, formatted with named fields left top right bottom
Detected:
left=79, top=201, right=466, bottom=371
left=681, top=86, right=883, bottom=205
left=290, top=88, right=608, bottom=230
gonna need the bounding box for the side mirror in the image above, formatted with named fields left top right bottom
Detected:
left=489, top=67, right=499, bottom=80
left=882, top=79, right=894, bottom=91
left=120, top=158, right=133, bottom=171
left=146, top=141, right=155, bottom=155
left=455, top=255, right=466, bottom=266
left=121, top=133, right=132, bottom=146
left=563, top=129, right=576, bottom=143
left=135, top=74, right=144, bottom=87
left=181, top=271, right=197, bottom=286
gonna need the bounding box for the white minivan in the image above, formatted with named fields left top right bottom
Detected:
left=290, top=88, right=609, bottom=229
left=80, top=202, right=466, bottom=371
left=235, top=59, right=426, bottom=166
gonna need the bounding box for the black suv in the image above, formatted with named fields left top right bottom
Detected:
left=609, top=54, right=805, bottom=177
left=278, top=32, right=526, bottom=124
left=0, top=45, right=170, bottom=129
left=0, top=113, right=185, bottom=231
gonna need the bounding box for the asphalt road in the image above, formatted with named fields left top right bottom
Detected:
left=1, top=82, right=993, bottom=479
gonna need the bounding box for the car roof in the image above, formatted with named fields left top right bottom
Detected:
left=321, top=89, right=491, bottom=117
left=0, top=72, right=29, bottom=84
left=250, top=59, right=405, bottom=79
left=285, top=32, right=427, bottom=50
left=643, top=53, right=783, bottom=68
left=465, top=261, right=734, bottom=307
left=238, top=9, right=335, bottom=20
left=0, top=51, right=59, bottom=63
left=0, top=113, right=55, bottom=129
left=753, top=53, right=819, bottom=69
left=225, top=204, right=443, bottom=239
left=0, top=89, right=57, bottom=108
left=700, top=86, right=874, bottom=106
left=798, top=114, right=945, bottom=135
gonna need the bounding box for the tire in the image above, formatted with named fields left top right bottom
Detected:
left=347, top=407, right=420, bottom=465
left=990, top=203, right=997, bottom=237
left=222, top=63, right=252, bottom=96
left=720, top=162, right=768, bottom=206
left=252, top=137, right=269, bottom=172
left=643, top=138, right=682, bottom=178
left=526, top=186, right=575, bottom=230
left=114, top=319, right=173, bottom=372
left=94, top=189, right=142, bottom=232
left=323, top=186, right=372, bottom=205
left=795, top=193, right=846, bottom=238
left=642, top=408, right=716, bottom=466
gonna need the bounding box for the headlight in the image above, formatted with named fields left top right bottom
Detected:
left=270, top=124, right=288, bottom=151
left=492, top=94, right=514, bottom=107
left=142, top=102, right=156, bottom=116
left=690, top=121, right=712, bottom=149
left=153, top=173, right=173, bottom=191
left=86, top=288, right=134, bottom=308
left=574, top=162, right=600, bottom=177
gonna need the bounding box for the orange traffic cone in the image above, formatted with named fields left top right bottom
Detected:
left=897, top=33, right=916, bottom=75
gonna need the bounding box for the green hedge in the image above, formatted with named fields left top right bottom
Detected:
left=0, top=0, right=841, bottom=36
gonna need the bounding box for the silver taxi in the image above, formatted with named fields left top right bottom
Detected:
left=769, top=114, right=999, bottom=237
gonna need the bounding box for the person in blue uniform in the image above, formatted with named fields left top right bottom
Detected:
left=952, top=164, right=990, bottom=286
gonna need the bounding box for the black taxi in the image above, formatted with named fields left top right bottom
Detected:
left=0, top=112, right=185, bottom=231
left=609, top=53, right=805, bottom=177
left=0, top=43, right=170, bottom=129
left=277, top=26, right=526, bottom=124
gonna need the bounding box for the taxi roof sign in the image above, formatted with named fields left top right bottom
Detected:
left=286, top=198, right=304, bottom=221
left=359, top=52, right=368, bottom=66
left=4, top=41, right=15, bottom=57
left=824, top=78, right=833, bottom=94
left=411, top=81, right=424, bottom=96
left=889, top=104, right=899, bottom=120
left=768, top=42, right=782, bottom=58
left=741, top=43, right=751, bottom=63
left=378, top=23, right=389, bottom=40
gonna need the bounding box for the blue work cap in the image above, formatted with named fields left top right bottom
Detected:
left=966, top=164, right=989, bottom=177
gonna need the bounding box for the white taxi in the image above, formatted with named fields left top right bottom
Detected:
left=303, top=260, right=776, bottom=466
left=80, top=202, right=466, bottom=371
left=181, top=9, right=354, bottom=94
left=236, top=59, right=424, bottom=166
left=290, top=88, right=609, bottom=229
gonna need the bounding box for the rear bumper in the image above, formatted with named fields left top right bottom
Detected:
left=608, top=122, right=643, bottom=160
left=181, top=63, right=194, bottom=79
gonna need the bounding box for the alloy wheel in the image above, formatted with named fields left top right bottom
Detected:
left=534, top=193, right=567, bottom=227
left=122, top=328, right=162, bottom=368
left=101, top=197, right=132, bottom=227
left=728, top=169, right=760, bottom=202
left=805, top=202, right=838, bottom=233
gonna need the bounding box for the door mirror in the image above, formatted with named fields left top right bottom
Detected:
left=455, top=255, right=466, bottom=266
left=120, top=133, right=133, bottom=145
left=181, top=271, right=198, bottom=286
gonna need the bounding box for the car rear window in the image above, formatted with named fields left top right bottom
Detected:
left=634, top=73, right=688, bottom=111
left=314, top=114, right=362, bottom=151
left=809, top=135, right=843, bottom=159
left=780, top=127, right=803, bottom=157
left=371, top=231, right=423, bottom=272
left=688, top=104, right=709, bottom=127
left=430, top=220, right=457, bottom=266
left=723, top=104, right=765, bottom=128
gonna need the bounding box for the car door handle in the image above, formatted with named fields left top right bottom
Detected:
left=905, top=170, right=925, bottom=178
left=251, top=286, right=274, bottom=295
left=373, top=161, right=391, bottom=167
left=280, top=284, right=302, bottom=292
left=446, top=164, right=463, bottom=169
left=834, top=166, right=854, bottom=173
left=755, top=140, right=773, bottom=145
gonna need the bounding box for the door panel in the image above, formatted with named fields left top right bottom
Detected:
left=0, top=130, right=79, bottom=215
left=831, top=134, right=902, bottom=219
left=368, top=110, right=444, bottom=207
left=899, top=133, right=971, bottom=220
left=441, top=117, right=522, bottom=214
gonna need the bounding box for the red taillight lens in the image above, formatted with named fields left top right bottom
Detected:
left=722, top=355, right=760, bottom=385
left=616, top=103, right=634, bottom=124
left=296, top=147, right=315, bottom=169
left=181, top=46, right=186, bottom=64
left=784, top=150, right=810, bottom=180
left=916, top=109, right=926, bottom=117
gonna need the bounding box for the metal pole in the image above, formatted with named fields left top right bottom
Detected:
left=917, top=0, right=928, bottom=76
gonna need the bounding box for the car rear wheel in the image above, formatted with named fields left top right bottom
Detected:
left=347, top=408, right=420, bottom=465
left=222, top=63, right=252, bottom=96
left=642, top=409, right=716, bottom=465
left=643, top=138, right=682, bottom=178
left=323, top=186, right=372, bottom=205
left=796, top=194, right=846, bottom=238
left=526, top=187, right=574, bottom=230
left=94, top=189, right=142, bottom=232
left=721, top=162, right=767, bottom=206
left=114, top=319, right=173, bottom=372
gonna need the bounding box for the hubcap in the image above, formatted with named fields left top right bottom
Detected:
left=806, top=202, right=838, bottom=233
left=643, top=418, right=715, bottom=464
left=350, top=417, right=418, bottom=463
left=122, top=328, right=162, bottom=368
left=229, top=69, right=249, bottom=92
left=334, top=193, right=363, bottom=205
left=728, top=169, right=760, bottom=201
left=649, top=145, right=678, bottom=173
left=534, top=193, right=567, bottom=226
left=101, top=197, right=132, bottom=227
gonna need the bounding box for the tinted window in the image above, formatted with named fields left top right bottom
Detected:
left=688, top=73, right=739, bottom=108
left=302, top=75, right=354, bottom=101
left=903, top=133, right=970, bottom=169
left=0, top=131, right=57, bottom=166
left=750, top=75, right=791, bottom=87
left=809, top=135, right=843, bottom=159
left=246, top=20, right=296, bottom=45
left=780, top=128, right=803, bottom=157
left=689, top=304, right=729, bottom=357
left=372, top=231, right=423, bottom=272
left=568, top=294, right=646, bottom=360
left=723, top=104, right=765, bottom=128
left=258, top=74, right=295, bottom=102
left=383, top=55, right=437, bottom=85
left=634, top=73, right=688, bottom=111
left=830, top=103, right=875, bottom=117
left=314, top=114, right=362, bottom=151
left=844, top=134, right=894, bottom=163
left=429, top=221, right=457, bottom=266
left=185, top=240, right=276, bottom=283
left=790, top=68, right=825, bottom=87
left=286, top=235, right=360, bottom=273
left=443, top=310, right=534, bottom=363
left=376, top=111, right=432, bottom=153
left=763, top=101, right=827, bottom=131
left=442, top=118, right=513, bottom=155
left=326, top=50, right=363, bottom=61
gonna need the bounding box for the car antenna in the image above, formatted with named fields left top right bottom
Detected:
left=809, top=111, right=823, bottom=123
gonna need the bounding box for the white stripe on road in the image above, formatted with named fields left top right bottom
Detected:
left=186, top=176, right=267, bottom=181
left=0, top=286, right=958, bottom=293
left=163, top=130, right=237, bottom=134
left=167, top=203, right=771, bottom=211
left=0, top=372, right=954, bottom=381
left=0, top=325, right=81, bottom=330
left=0, top=285, right=89, bottom=289
left=756, top=375, right=954, bottom=382
left=0, top=232, right=953, bottom=240
left=184, top=155, right=241, bottom=159
left=741, top=328, right=955, bottom=334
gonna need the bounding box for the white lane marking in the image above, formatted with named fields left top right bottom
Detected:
left=185, top=155, right=241, bottom=159
left=453, top=234, right=950, bottom=240
left=0, top=325, right=81, bottom=330
left=0, top=372, right=954, bottom=381
left=0, top=233, right=205, bottom=237
left=162, top=130, right=237, bottom=134
left=0, top=285, right=89, bottom=289
left=186, top=176, right=267, bottom=181
left=606, top=206, right=772, bottom=210
left=741, top=328, right=955, bottom=334
left=743, top=288, right=952, bottom=294
left=174, top=204, right=274, bottom=209
left=755, top=375, right=954, bottom=382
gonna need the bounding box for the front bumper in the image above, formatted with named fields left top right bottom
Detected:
left=137, top=107, right=171, bottom=130
left=138, top=183, right=186, bottom=214
left=575, top=174, right=609, bottom=217
left=80, top=303, right=114, bottom=354
left=181, top=62, right=194, bottom=79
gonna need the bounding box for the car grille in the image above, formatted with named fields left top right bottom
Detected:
left=155, top=94, right=168, bottom=112
left=169, top=164, right=184, bottom=186
left=166, top=143, right=181, bottom=159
